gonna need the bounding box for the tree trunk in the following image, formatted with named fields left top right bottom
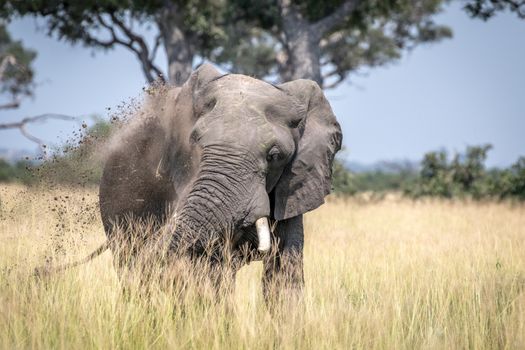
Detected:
left=157, top=4, right=195, bottom=86
left=279, top=0, right=322, bottom=85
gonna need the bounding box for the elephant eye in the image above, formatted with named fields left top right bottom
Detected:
left=200, top=98, right=217, bottom=116
left=267, top=146, right=281, bottom=163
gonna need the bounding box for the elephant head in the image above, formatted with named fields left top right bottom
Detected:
left=99, top=64, right=342, bottom=262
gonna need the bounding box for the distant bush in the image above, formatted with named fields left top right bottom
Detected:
left=352, top=167, right=418, bottom=194
left=0, top=159, right=32, bottom=184
left=331, top=144, right=524, bottom=201
left=483, top=157, right=525, bottom=200
left=332, top=156, right=419, bottom=196
left=406, top=144, right=524, bottom=200
left=331, top=158, right=356, bottom=195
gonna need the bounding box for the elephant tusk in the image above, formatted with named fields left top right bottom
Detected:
left=255, top=217, right=272, bottom=252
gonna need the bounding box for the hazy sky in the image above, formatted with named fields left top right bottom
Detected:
left=1, top=2, right=524, bottom=167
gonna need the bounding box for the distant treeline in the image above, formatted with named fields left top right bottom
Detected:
left=333, top=144, right=525, bottom=200
left=1, top=120, right=524, bottom=200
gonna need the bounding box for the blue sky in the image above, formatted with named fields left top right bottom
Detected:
left=1, top=2, right=524, bottom=167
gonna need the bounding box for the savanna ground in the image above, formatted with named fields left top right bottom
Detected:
left=0, top=184, right=524, bottom=349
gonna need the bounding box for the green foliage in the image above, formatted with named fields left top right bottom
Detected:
left=352, top=168, right=418, bottom=193
left=3, top=0, right=452, bottom=87
left=450, top=144, right=492, bottom=197
left=222, top=0, right=452, bottom=85
left=1, top=0, right=225, bottom=61
left=325, top=0, right=452, bottom=84
left=508, top=157, right=525, bottom=199
left=0, top=158, right=32, bottom=183
left=331, top=158, right=356, bottom=195
left=416, top=150, right=452, bottom=197
left=408, top=145, right=492, bottom=198
left=0, top=22, right=36, bottom=99
left=332, top=160, right=419, bottom=195
left=331, top=145, right=525, bottom=201
left=464, top=0, right=525, bottom=20
left=482, top=157, right=525, bottom=200
left=407, top=144, right=525, bottom=200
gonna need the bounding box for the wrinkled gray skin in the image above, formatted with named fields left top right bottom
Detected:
left=99, top=64, right=342, bottom=301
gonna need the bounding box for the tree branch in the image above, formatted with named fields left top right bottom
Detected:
left=150, top=33, right=162, bottom=62
left=322, top=68, right=340, bottom=80
left=109, top=13, right=165, bottom=82
left=322, top=74, right=345, bottom=89
left=0, top=100, right=20, bottom=110
left=319, top=30, right=347, bottom=50
left=0, top=113, right=79, bottom=152
left=311, top=0, right=362, bottom=36
left=91, top=13, right=164, bottom=83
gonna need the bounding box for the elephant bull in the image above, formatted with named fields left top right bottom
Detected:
left=47, top=64, right=342, bottom=301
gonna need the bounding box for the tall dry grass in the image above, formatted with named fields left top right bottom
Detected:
left=0, top=184, right=524, bottom=349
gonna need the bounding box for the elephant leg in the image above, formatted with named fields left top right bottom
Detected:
left=109, top=223, right=162, bottom=296
left=176, top=240, right=243, bottom=301
left=203, top=256, right=235, bottom=296
left=262, top=214, right=304, bottom=306
left=109, top=239, right=147, bottom=299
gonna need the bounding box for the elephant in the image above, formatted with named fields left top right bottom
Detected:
left=97, top=63, right=342, bottom=301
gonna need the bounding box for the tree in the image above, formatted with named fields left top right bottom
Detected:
left=407, top=144, right=525, bottom=200
left=2, top=0, right=227, bottom=86
left=413, top=149, right=452, bottom=197
left=3, top=0, right=452, bottom=88
left=508, top=157, right=525, bottom=199
left=450, top=144, right=492, bottom=196
left=464, top=0, right=525, bottom=20
left=220, top=0, right=452, bottom=87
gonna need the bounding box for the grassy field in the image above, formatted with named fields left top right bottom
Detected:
left=1, top=184, right=524, bottom=349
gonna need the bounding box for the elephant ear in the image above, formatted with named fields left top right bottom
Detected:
left=168, top=63, right=223, bottom=137
left=273, top=79, right=342, bottom=221
left=188, top=63, right=224, bottom=94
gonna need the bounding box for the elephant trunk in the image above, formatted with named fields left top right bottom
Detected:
left=170, top=182, right=232, bottom=256
left=170, top=145, right=266, bottom=255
